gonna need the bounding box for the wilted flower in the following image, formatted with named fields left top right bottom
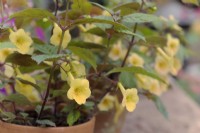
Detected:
left=67, top=78, right=91, bottom=105
left=98, top=94, right=115, bottom=111
left=50, top=23, right=71, bottom=49
left=128, top=53, right=144, bottom=67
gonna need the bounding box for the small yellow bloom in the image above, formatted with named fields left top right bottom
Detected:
left=50, top=23, right=71, bottom=49
left=109, top=41, right=123, bottom=61
left=102, top=10, right=111, bottom=16
left=148, top=79, right=162, bottom=96
left=122, top=89, right=139, bottom=112
left=0, top=48, right=14, bottom=62
left=139, top=46, right=148, bottom=53
left=98, top=94, right=115, bottom=111
left=67, top=78, right=91, bottom=105
left=154, top=54, right=171, bottom=75
left=118, top=83, right=139, bottom=112
left=9, top=29, right=33, bottom=54
left=128, top=53, right=144, bottom=67
left=4, top=64, right=14, bottom=78
left=170, top=57, right=182, bottom=76
left=165, top=34, right=180, bottom=57
left=15, top=74, right=41, bottom=103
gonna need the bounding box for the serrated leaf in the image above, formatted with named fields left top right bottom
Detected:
left=122, top=13, right=160, bottom=25
left=6, top=93, right=31, bottom=106
left=182, top=0, right=199, bottom=5
left=68, top=46, right=97, bottom=70
left=68, top=41, right=106, bottom=49
left=6, top=53, right=38, bottom=66
left=36, top=119, right=56, bottom=127
left=72, top=17, right=145, bottom=41
left=67, top=110, right=81, bottom=126
left=9, top=8, right=56, bottom=21
left=33, top=44, right=57, bottom=54
left=106, top=66, right=165, bottom=83
left=32, top=54, right=66, bottom=64
left=152, top=95, right=168, bottom=119
left=0, top=42, right=16, bottom=50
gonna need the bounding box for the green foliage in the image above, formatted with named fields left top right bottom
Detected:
left=91, top=2, right=113, bottom=14
left=0, top=112, right=16, bottom=122
left=68, top=41, right=106, bottom=49
left=182, top=0, right=199, bottom=5
left=68, top=46, right=97, bottom=70
left=33, top=44, right=58, bottom=54
left=36, top=119, right=56, bottom=127
left=137, top=36, right=167, bottom=48
left=32, top=54, right=66, bottom=64
left=106, top=66, right=165, bottom=83
left=0, top=42, right=16, bottom=50
left=152, top=95, right=168, bottom=119
left=67, top=110, right=81, bottom=126
left=119, top=72, right=137, bottom=88
left=6, top=93, right=31, bottom=106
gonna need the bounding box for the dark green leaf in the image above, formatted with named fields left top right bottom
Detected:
left=32, top=54, right=66, bottom=64
left=6, top=93, right=31, bottom=106
left=68, top=46, right=97, bottom=70
left=0, top=42, right=16, bottom=50
left=33, top=44, right=58, bottom=54
left=106, top=66, right=165, bottom=83
left=36, top=119, right=56, bottom=127
left=137, top=36, right=167, bottom=48
left=152, top=95, right=168, bottom=119
left=6, top=53, right=38, bottom=66
left=67, top=110, right=81, bottom=126
left=68, top=41, right=106, bottom=49
left=50, top=89, right=67, bottom=98
left=119, top=72, right=137, bottom=88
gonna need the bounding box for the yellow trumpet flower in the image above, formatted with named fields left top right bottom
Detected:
left=98, top=94, right=115, bottom=111
left=165, top=34, right=180, bottom=57
left=109, top=41, right=123, bottom=61
left=128, top=53, right=144, bottom=67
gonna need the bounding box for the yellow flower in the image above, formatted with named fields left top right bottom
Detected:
left=128, top=53, right=144, bottom=67
left=98, top=94, right=115, bottom=111
left=0, top=48, right=14, bottom=62
left=15, top=74, right=41, bottom=103
left=67, top=78, right=91, bottom=105
left=154, top=54, right=171, bottom=75
left=9, top=29, right=33, bottom=54
left=165, top=34, right=180, bottom=56
left=4, top=64, right=14, bottom=78
left=170, top=57, right=182, bottom=76
left=50, top=23, right=71, bottom=49
left=148, top=79, right=162, bottom=96
left=109, top=41, right=123, bottom=61
left=139, top=46, right=148, bottom=53
left=118, top=83, right=139, bottom=112
left=136, top=74, right=150, bottom=89
left=102, top=10, right=111, bottom=16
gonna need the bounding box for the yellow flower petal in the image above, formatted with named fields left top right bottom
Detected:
left=98, top=94, right=115, bottom=111
left=0, top=48, right=14, bottom=62
left=128, top=53, right=144, bottom=67
left=109, top=41, right=123, bottom=61
left=9, top=29, right=33, bottom=54
left=165, top=34, right=180, bottom=56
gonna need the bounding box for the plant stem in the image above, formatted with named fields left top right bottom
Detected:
left=0, top=0, right=4, bottom=26
left=121, top=0, right=145, bottom=67
left=54, top=0, right=59, bottom=16
left=36, top=30, right=65, bottom=121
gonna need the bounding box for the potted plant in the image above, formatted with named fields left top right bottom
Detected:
left=0, top=0, right=191, bottom=133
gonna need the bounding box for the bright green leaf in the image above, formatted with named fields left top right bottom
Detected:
left=33, top=44, right=58, bottom=54
left=67, top=110, right=81, bottom=126
left=0, top=42, right=16, bottom=50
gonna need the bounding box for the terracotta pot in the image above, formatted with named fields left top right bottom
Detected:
left=0, top=117, right=95, bottom=133
left=95, top=111, right=126, bottom=133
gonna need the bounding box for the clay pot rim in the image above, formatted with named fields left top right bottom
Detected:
left=0, top=117, right=95, bottom=130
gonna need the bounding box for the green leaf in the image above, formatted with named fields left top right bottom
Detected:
left=68, top=46, right=97, bottom=70
left=33, top=44, right=57, bottom=54
left=6, top=53, right=38, bottom=66
left=67, top=110, right=81, bottom=126
left=6, top=93, right=31, bottom=106
left=32, top=54, right=66, bottom=64
left=10, top=8, right=56, bottom=21
left=72, top=17, right=145, bottom=41
left=36, top=119, right=56, bottom=127
left=50, top=89, right=67, bottom=98
left=1, top=112, right=16, bottom=122
left=119, top=72, right=137, bottom=88
left=0, top=42, right=16, bottom=50
left=91, top=2, right=113, bottom=14
left=68, top=41, right=106, bottom=49
left=122, top=13, right=160, bottom=25
left=152, top=95, right=168, bottom=119
left=86, top=27, right=107, bottom=37
left=182, top=0, right=199, bottom=5
left=137, top=36, right=167, bottom=48
left=113, top=2, right=140, bottom=16
left=17, top=78, right=42, bottom=92
left=106, top=66, right=165, bottom=83
left=0, top=84, right=5, bottom=89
